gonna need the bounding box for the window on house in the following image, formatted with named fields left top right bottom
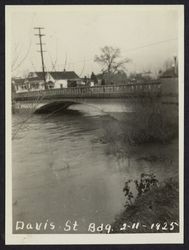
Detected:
left=60, top=84, right=63, bottom=88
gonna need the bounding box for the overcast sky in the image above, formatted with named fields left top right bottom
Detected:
left=7, top=5, right=181, bottom=77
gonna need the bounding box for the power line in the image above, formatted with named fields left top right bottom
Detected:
left=13, top=35, right=177, bottom=75
left=122, top=37, right=178, bottom=55
left=68, top=37, right=178, bottom=65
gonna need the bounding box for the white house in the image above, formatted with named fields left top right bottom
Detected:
left=45, top=71, right=80, bottom=89
left=24, top=71, right=80, bottom=91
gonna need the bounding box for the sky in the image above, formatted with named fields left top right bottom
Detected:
left=7, top=5, right=181, bottom=78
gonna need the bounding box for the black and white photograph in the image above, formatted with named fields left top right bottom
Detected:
left=5, top=4, right=184, bottom=244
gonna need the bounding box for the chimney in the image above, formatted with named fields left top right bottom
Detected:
left=174, top=56, right=177, bottom=76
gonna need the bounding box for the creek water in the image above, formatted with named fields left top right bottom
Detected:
left=12, top=104, right=178, bottom=233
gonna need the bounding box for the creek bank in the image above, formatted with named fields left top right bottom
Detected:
left=111, top=177, right=179, bottom=233
left=98, top=110, right=179, bottom=233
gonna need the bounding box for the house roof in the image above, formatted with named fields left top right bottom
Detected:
left=12, top=78, right=25, bottom=85
left=160, top=67, right=178, bottom=78
left=49, top=71, right=79, bottom=80
left=27, top=71, right=80, bottom=81
left=27, top=72, right=44, bottom=81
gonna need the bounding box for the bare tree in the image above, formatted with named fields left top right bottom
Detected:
left=94, top=46, right=130, bottom=76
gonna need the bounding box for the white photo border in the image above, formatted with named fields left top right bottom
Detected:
left=5, top=4, right=184, bottom=245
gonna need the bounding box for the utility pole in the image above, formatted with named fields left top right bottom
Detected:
left=34, top=27, right=47, bottom=89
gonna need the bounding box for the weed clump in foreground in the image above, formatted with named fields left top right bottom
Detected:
left=111, top=177, right=179, bottom=233
left=123, top=174, right=159, bottom=208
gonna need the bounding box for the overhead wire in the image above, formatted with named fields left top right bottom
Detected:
left=12, top=37, right=178, bottom=133
left=67, top=37, right=178, bottom=65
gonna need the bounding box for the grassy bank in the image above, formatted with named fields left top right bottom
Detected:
left=100, top=106, right=179, bottom=234
left=111, top=177, right=179, bottom=233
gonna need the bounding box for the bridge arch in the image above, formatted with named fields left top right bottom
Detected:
left=34, top=100, right=80, bottom=114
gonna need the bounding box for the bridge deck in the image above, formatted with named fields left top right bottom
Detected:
left=13, top=82, right=161, bottom=101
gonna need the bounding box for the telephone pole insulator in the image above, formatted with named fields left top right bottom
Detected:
left=34, top=27, right=47, bottom=89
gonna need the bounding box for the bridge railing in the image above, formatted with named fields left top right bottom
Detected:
left=13, top=81, right=161, bottom=100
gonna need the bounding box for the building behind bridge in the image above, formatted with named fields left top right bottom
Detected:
left=96, top=71, right=128, bottom=85
left=12, top=77, right=27, bottom=93
left=159, top=63, right=178, bottom=95
left=12, top=71, right=81, bottom=93
left=12, top=60, right=178, bottom=95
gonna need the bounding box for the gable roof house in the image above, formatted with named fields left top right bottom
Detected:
left=46, top=71, right=80, bottom=88
left=25, top=71, right=80, bottom=91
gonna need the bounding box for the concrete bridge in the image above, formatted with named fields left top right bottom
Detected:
left=13, top=81, right=163, bottom=114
